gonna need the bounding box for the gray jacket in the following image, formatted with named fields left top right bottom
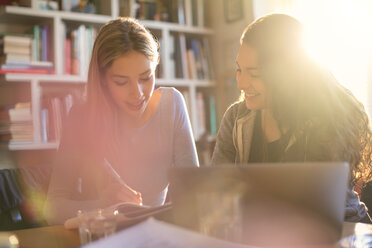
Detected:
left=212, top=101, right=370, bottom=223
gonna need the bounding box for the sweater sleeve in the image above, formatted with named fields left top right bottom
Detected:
left=211, top=103, right=238, bottom=165
left=43, top=105, right=101, bottom=225
left=172, top=89, right=199, bottom=167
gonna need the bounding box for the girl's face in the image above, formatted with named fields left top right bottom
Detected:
left=236, top=44, right=269, bottom=110
left=105, top=50, right=156, bottom=120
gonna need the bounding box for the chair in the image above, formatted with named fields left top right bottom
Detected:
left=0, top=165, right=52, bottom=231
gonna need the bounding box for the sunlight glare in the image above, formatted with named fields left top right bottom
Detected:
left=297, top=0, right=372, bottom=108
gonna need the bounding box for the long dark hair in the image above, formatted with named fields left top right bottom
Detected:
left=240, top=14, right=371, bottom=184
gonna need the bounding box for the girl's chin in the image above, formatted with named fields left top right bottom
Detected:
left=121, top=103, right=147, bottom=119
left=245, top=99, right=264, bottom=110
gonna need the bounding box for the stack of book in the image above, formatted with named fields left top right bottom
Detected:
left=0, top=25, right=54, bottom=74
left=63, top=24, right=97, bottom=76
left=168, top=34, right=213, bottom=80
left=180, top=90, right=217, bottom=140
left=41, top=93, right=77, bottom=142
left=0, top=102, right=33, bottom=144
left=186, top=38, right=212, bottom=80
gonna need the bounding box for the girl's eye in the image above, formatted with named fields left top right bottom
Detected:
left=140, top=75, right=152, bottom=82
left=236, top=68, right=242, bottom=73
left=114, top=81, right=128, bottom=86
left=251, top=74, right=261, bottom=78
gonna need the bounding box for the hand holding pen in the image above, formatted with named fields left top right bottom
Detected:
left=102, top=158, right=143, bottom=206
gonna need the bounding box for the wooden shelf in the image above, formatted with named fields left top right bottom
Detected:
left=156, top=78, right=215, bottom=87
left=5, top=74, right=86, bottom=83
left=57, top=10, right=111, bottom=23
left=140, top=20, right=213, bottom=34
left=8, top=141, right=58, bottom=150
left=2, top=6, right=111, bottom=24
left=1, top=0, right=216, bottom=150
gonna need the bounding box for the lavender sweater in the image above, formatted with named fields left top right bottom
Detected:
left=44, top=87, right=199, bottom=225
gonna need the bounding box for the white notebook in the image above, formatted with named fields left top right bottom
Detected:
left=83, top=218, right=255, bottom=248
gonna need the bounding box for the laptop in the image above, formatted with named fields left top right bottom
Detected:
left=168, top=162, right=349, bottom=247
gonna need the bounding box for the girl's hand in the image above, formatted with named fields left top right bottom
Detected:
left=99, top=181, right=142, bottom=207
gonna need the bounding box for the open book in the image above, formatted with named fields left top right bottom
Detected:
left=64, top=202, right=172, bottom=229
left=82, top=218, right=255, bottom=248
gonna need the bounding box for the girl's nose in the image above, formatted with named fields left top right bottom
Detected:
left=237, top=72, right=251, bottom=90
left=132, top=82, right=144, bottom=98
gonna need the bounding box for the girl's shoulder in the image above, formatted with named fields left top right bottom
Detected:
left=157, top=87, right=184, bottom=106
left=223, top=100, right=249, bottom=121
left=158, top=86, right=181, bottom=99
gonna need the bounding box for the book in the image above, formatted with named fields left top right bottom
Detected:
left=4, top=44, right=31, bottom=55
left=3, top=60, right=52, bottom=67
left=77, top=217, right=253, bottom=248
left=50, top=97, right=63, bottom=141
left=0, top=54, right=31, bottom=64
left=0, top=68, right=54, bottom=74
left=40, top=108, right=49, bottom=142
left=196, top=92, right=206, bottom=138
left=64, top=202, right=172, bottom=230
left=174, top=34, right=183, bottom=78
left=71, top=25, right=87, bottom=76
left=33, top=25, right=40, bottom=61
left=2, top=102, right=34, bottom=142
left=178, top=34, right=188, bottom=79
left=186, top=49, right=197, bottom=79
left=202, top=37, right=214, bottom=79
left=168, top=34, right=175, bottom=78
left=1, top=63, right=52, bottom=70
left=209, top=94, right=217, bottom=135
left=41, top=24, right=49, bottom=61
left=177, top=0, right=185, bottom=24
left=190, top=39, right=203, bottom=79
left=71, top=29, right=80, bottom=75
left=4, top=35, right=32, bottom=46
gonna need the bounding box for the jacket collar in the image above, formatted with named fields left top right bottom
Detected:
left=233, top=102, right=298, bottom=163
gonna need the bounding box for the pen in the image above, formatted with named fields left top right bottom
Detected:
left=103, top=157, right=143, bottom=205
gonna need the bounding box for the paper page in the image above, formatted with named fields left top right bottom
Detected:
left=83, top=218, right=255, bottom=248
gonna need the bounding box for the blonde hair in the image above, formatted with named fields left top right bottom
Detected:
left=84, top=17, right=159, bottom=158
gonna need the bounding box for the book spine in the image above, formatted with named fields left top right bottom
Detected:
left=71, top=29, right=79, bottom=75
left=65, top=38, right=71, bottom=74
left=4, top=36, right=32, bottom=46
left=186, top=49, right=197, bottom=79
left=168, top=34, right=175, bottom=78
left=191, top=39, right=203, bottom=79
left=41, top=24, right=48, bottom=61
left=209, top=94, right=216, bottom=135
left=78, top=25, right=86, bottom=77
left=178, top=34, right=188, bottom=79
left=40, top=108, right=49, bottom=142
left=3, top=45, right=31, bottom=55
left=202, top=38, right=214, bottom=79
left=196, top=92, right=206, bottom=138
left=0, top=68, right=53, bottom=74
left=51, top=97, right=63, bottom=141
left=33, top=25, right=40, bottom=61
left=177, top=0, right=185, bottom=24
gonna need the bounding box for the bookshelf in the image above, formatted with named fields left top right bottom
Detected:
left=0, top=0, right=216, bottom=154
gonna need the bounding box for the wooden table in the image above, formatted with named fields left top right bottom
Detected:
left=6, top=225, right=80, bottom=248
left=2, top=221, right=372, bottom=248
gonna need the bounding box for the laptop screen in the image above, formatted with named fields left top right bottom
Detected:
left=168, top=162, right=349, bottom=246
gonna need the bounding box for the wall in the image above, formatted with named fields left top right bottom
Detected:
left=208, top=0, right=254, bottom=122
